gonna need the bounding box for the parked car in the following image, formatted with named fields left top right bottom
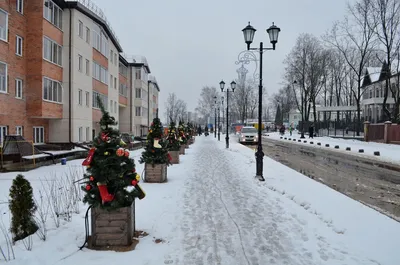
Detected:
left=238, top=126, right=258, bottom=144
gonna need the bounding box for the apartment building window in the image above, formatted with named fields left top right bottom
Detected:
left=86, top=27, right=90, bottom=43
left=78, top=89, right=82, bottom=105
left=92, top=91, right=108, bottom=110
left=16, top=36, right=23, bottom=56
left=0, top=62, right=7, bottom=93
left=78, top=55, right=82, bottom=71
left=85, top=91, right=89, bottom=106
left=135, top=88, right=141, bottom=98
left=135, top=107, right=141, bottom=116
left=92, top=27, right=108, bottom=57
left=15, top=126, right=23, bottom=136
left=78, top=20, right=83, bottom=38
left=114, top=101, right=117, bottom=113
left=33, top=127, right=44, bottom=144
left=92, top=61, right=108, bottom=84
left=15, top=79, right=23, bottom=98
left=114, top=77, right=117, bottom=89
left=85, top=59, right=89, bottom=75
left=78, top=127, right=83, bottom=142
left=16, top=0, right=23, bottom=14
left=43, top=77, right=62, bottom=103
left=43, top=37, right=62, bottom=66
left=110, top=74, right=113, bottom=87
left=0, top=9, right=8, bottom=41
left=119, top=83, right=127, bottom=97
left=110, top=100, right=113, bottom=112
left=135, top=68, right=141, bottom=79
left=0, top=126, right=8, bottom=147
left=114, top=53, right=117, bottom=65
left=86, top=127, right=90, bottom=141
left=43, top=0, right=62, bottom=29
left=110, top=50, right=113, bottom=63
left=119, top=62, right=128, bottom=77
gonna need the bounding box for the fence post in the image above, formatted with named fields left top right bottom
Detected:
left=364, top=121, right=370, bottom=142
left=384, top=121, right=392, bottom=144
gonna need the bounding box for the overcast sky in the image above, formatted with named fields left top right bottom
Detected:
left=93, top=0, right=351, bottom=114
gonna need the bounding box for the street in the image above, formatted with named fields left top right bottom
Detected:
left=248, top=137, right=400, bottom=222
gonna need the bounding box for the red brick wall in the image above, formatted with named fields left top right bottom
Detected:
left=0, top=0, right=64, bottom=143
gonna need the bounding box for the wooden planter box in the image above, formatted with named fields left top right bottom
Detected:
left=169, top=150, right=180, bottom=164
left=179, top=145, right=185, bottom=155
left=90, top=202, right=135, bottom=247
left=144, top=163, right=167, bottom=183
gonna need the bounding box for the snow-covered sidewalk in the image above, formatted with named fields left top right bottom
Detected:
left=1, top=136, right=399, bottom=264
left=265, top=131, right=400, bottom=164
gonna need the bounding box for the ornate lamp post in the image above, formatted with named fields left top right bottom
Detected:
left=220, top=80, right=236, bottom=148
left=242, top=21, right=281, bottom=181
left=214, top=96, right=221, bottom=141
left=214, top=98, right=217, bottom=138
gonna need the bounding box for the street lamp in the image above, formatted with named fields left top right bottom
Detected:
left=214, top=96, right=221, bottom=141
left=220, top=80, right=236, bottom=148
left=242, top=21, right=281, bottom=181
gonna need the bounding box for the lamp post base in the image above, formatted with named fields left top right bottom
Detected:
left=255, top=149, right=265, bottom=181
left=225, top=136, right=229, bottom=149
left=218, top=132, right=220, bottom=141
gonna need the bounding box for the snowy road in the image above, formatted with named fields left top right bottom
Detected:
left=174, top=137, right=380, bottom=265
left=258, top=137, right=400, bottom=221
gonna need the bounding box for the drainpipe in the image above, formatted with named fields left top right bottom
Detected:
left=68, top=9, right=72, bottom=144
left=129, top=66, right=133, bottom=134
left=147, top=80, right=150, bottom=131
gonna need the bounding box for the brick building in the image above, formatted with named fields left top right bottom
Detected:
left=0, top=0, right=160, bottom=146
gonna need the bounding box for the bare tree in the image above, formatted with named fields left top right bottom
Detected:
left=164, top=93, right=187, bottom=123
left=323, top=0, right=377, bottom=135
left=284, top=33, right=326, bottom=136
left=272, top=85, right=297, bottom=122
left=196, top=86, right=218, bottom=120
left=372, top=0, right=400, bottom=121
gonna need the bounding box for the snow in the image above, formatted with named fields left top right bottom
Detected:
left=0, top=136, right=399, bottom=264
left=265, top=131, right=400, bottom=164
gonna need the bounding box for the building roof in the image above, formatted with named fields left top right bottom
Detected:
left=149, top=75, right=160, bottom=92
left=63, top=0, right=123, bottom=52
left=121, top=54, right=151, bottom=73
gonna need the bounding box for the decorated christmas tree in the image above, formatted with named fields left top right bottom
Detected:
left=166, top=121, right=181, bottom=151
left=81, top=96, right=145, bottom=210
left=177, top=120, right=188, bottom=145
left=139, top=112, right=172, bottom=165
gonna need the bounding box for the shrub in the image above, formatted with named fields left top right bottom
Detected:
left=9, top=174, right=38, bottom=242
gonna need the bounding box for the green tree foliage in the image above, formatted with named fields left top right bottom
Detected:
left=81, top=96, right=143, bottom=210
left=139, top=116, right=171, bottom=165
left=275, top=105, right=283, bottom=126
left=9, top=174, right=38, bottom=242
left=166, top=121, right=181, bottom=151
left=177, top=120, right=188, bottom=145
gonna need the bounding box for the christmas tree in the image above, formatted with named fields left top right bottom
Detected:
left=139, top=112, right=172, bottom=165
left=81, top=96, right=145, bottom=210
left=9, top=174, right=38, bottom=242
left=166, top=121, right=181, bottom=151
left=177, top=120, right=188, bottom=145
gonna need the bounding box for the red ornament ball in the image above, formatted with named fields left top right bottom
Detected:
left=116, top=148, right=125, bottom=156
left=89, top=176, right=94, bottom=181
left=131, top=180, right=138, bottom=186
left=85, top=184, right=91, bottom=191
left=124, top=149, right=130, bottom=157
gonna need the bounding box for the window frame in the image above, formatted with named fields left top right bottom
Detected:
left=0, top=8, right=8, bottom=42
left=78, top=54, right=82, bottom=72
left=43, top=36, right=62, bottom=66
left=43, top=0, right=62, bottom=29
left=78, top=20, right=83, bottom=38
left=33, top=126, right=45, bottom=144
left=85, top=91, right=90, bottom=107
left=15, top=78, right=23, bottom=99
left=15, top=126, right=23, bottom=136
left=15, top=35, right=23, bottom=56
left=43, top=77, right=63, bottom=103
left=78, top=89, right=82, bottom=105
left=0, top=61, right=7, bottom=93
left=16, top=0, right=24, bottom=14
